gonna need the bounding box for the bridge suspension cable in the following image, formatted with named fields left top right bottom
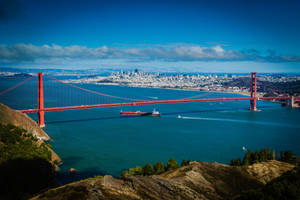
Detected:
left=45, top=74, right=148, bottom=102
left=179, top=92, right=213, bottom=99
left=0, top=75, right=36, bottom=96
left=45, top=74, right=217, bottom=102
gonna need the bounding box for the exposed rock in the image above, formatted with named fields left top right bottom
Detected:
left=246, top=160, right=295, bottom=184
left=0, top=103, right=61, bottom=164
left=32, top=161, right=294, bottom=200
left=69, top=168, right=77, bottom=173
left=0, top=103, right=49, bottom=140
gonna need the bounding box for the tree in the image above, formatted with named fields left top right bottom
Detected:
left=266, top=149, right=272, bottom=160
left=167, top=158, right=179, bottom=171
left=230, top=158, right=241, bottom=166
left=143, top=163, right=154, bottom=176
left=243, top=151, right=252, bottom=166
left=272, top=150, right=276, bottom=160
left=181, top=160, right=187, bottom=167
left=154, top=162, right=165, bottom=174
left=280, top=151, right=296, bottom=164
left=120, top=170, right=128, bottom=178
left=129, top=166, right=143, bottom=175
left=253, top=152, right=259, bottom=163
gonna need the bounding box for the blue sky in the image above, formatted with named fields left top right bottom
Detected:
left=0, top=0, right=300, bottom=72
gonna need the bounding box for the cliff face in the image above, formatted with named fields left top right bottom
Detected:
left=0, top=103, right=61, bottom=164
left=0, top=103, right=49, bottom=140
left=32, top=161, right=294, bottom=200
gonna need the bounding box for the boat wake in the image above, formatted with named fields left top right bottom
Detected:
left=180, top=116, right=300, bottom=128
left=148, top=96, right=158, bottom=99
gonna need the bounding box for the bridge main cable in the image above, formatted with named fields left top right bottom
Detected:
left=20, top=97, right=256, bottom=113
left=44, top=74, right=148, bottom=102
left=0, top=75, right=37, bottom=96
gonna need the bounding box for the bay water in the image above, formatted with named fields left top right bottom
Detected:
left=1, top=76, right=299, bottom=184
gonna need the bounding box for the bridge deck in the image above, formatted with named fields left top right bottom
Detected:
left=19, top=96, right=294, bottom=113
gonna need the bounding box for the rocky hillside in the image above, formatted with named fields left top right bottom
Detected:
left=0, top=103, right=60, bottom=164
left=246, top=160, right=295, bottom=184
left=0, top=103, right=49, bottom=140
left=32, top=161, right=294, bottom=200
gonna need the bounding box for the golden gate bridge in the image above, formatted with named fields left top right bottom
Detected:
left=0, top=72, right=298, bottom=128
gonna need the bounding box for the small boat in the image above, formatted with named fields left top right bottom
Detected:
left=149, top=109, right=161, bottom=117
left=177, top=115, right=182, bottom=119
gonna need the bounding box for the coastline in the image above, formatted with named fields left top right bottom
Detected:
left=74, top=81, right=255, bottom=97
left=0, top=103, right=62, bottom=167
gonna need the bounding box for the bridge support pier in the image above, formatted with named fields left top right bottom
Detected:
left=38, top=72, right=45, bottom=128
left=288, top=96, right=296, bottom=108
left=250, top=72, right=257, bottom=111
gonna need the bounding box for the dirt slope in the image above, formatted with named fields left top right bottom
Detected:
left=32, top=161, right=294, bottom=200
left=0, top=103, right=61, bottom=163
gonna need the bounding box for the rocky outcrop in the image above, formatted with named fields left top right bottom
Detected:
left=246, top=160, right=295, bottom=184
left=0, top=103, right=49, bottom=140
left=31, top=161, right=295, bottom=200
left=0, top=103, right=61, bottom=164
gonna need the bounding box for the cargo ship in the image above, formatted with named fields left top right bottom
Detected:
left=120, top=109, right=161, bottom=117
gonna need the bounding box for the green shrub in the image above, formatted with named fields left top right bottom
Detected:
left=120, top=170, right=129, bottom=177
left=154, top=161, right=165, bottom=174
left=167, top=158, right=179, bottom=171
left=129, top=166, right=143, bottom=175
left=230, top=158, right=241, bottom=166
left=143, top=163, right=154, bottom=176
left=280, top=151, right=297, bottom=164
left=231, top=148, right=275, bottom=167
left=0, top=123, right=52, bottom=163
left=181, top=160, right=187, bottom=167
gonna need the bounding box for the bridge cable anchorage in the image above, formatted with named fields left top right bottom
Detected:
left=44, top=74, right=148, bottom=102
left=0, top=75, right=37, bottom=96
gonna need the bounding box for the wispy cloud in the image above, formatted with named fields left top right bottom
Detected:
left=0, top=43, right=299, bottom=63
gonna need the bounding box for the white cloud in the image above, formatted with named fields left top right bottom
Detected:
left=0, top=43, right=299, bottom=63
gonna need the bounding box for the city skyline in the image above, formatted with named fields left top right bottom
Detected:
left=0, top=0, right=300, bottom=72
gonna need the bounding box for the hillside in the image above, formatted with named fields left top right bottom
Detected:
left=32, top=161, right=295, bottom=200
left=0, top=103, right=63, bottom=199
left=0, top=124, right=57, bottom=199
left=0, top=103, right=60, bottom=163
left=0, top=103, right=49, bottom=140
left=223, top=78, right=300, bottom=95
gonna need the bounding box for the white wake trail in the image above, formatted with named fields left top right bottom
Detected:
left=181, top=116, right=300, bottom=128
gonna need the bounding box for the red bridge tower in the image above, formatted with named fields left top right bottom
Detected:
left=38, top=72, right=45, bottom=127
left=250, top=72, right=257, bottom=111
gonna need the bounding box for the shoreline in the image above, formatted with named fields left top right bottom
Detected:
left=74, top=81, right=255, bottom=97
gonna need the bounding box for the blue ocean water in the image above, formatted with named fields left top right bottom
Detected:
left=1, top=76, right=300, bottom=184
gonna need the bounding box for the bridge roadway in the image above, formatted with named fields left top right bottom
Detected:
left=19, top=96, right=294, bottom=113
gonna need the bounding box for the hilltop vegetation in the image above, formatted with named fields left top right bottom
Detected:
left=230, top=148, right=300, bottom=167
left=0, top=124, right=56, bottom=200
left=32, top=157, right=298, bottom=200
left=0, top=124, right=52, bottom=163
left=32, top=148, right=295, bottom=200
left=0, top=103, right=51, bottom=141
left=121, top=158, right=182, bottom=177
